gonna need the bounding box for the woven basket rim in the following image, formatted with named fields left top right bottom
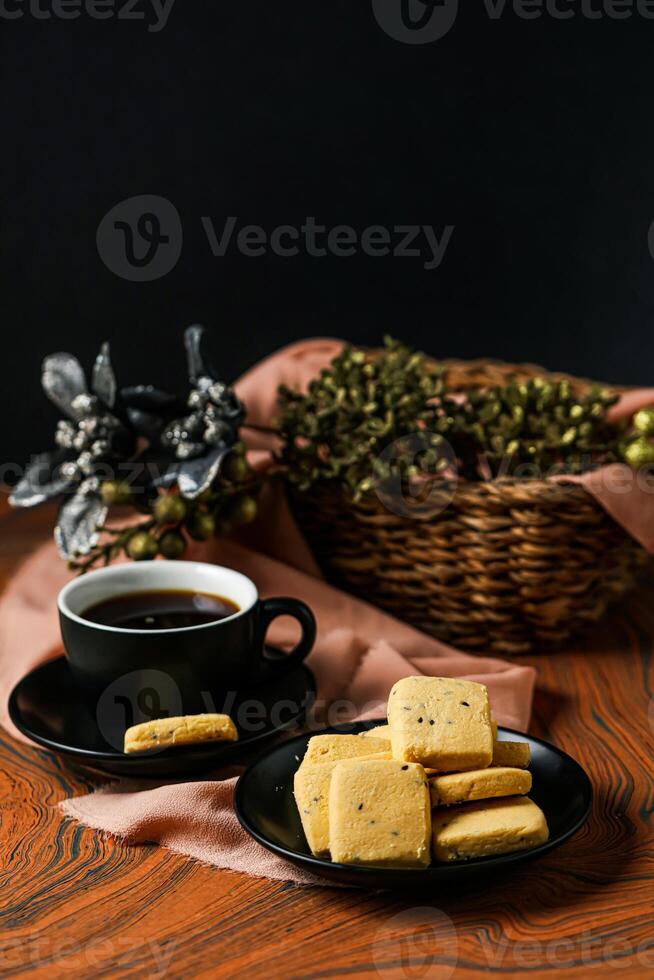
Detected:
left=438, top=355, right=630, bottom=394
left=289, top=474, right=596, bottom=505
left=287, top=356, right=644, bottom=654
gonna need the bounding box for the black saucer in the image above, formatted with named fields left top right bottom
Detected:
left=9, top=653, right=316, bottom=777
left=235, top=720, right=593, bottom=889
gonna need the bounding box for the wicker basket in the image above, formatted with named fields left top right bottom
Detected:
left=289, top=359, right=650, bottom=654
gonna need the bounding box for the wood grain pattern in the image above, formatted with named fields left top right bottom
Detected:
left=1, top=496, right=653, bottom=979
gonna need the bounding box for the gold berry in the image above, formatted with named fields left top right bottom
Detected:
left=623, top=436, right=654, bottom=469
left=223, top=453, right=250, bottom=483
left=187, top=512, right=216, bottom=541
left=100, top=480, right=132, bottom=506
left=158, top=531, right=187, bottom=558
left=126, top=532, right=158, bottom=561
left=632, top=408, right=654, bottom=437
left=228, top=495, right=258, bottom=525
left=154, top=494, right=187, bottom=524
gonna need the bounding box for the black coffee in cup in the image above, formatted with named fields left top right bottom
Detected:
left=83, top=589, right=240, bottom=631
left=58, top=561, right=317, bottom=711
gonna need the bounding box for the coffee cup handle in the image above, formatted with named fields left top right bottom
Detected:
left=255, top=597, right=316, bottom=680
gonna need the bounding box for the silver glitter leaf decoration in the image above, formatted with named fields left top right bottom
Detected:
left=126, top=408, right=167, bottom=442
left=184, top=325, right=207, bottom=383
left=121, top=385, right=178, bottom=413
left=9, top=452, right=73, bottom=507
left=122, top=385, right=179, bottom=441
left=151, top=466, right=178, bottom=490
left=91, top=342, right=117, bottom=408
left=54, top=486, right=108, bottom=559
left=42, top=354, right=89, bottom=420
left=175, top=446, right=230, bottom=499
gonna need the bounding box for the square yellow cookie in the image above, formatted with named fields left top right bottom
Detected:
left=388, top=676, right=493, bottom=771
left=429, top=766, right=532, bottom=807
left=294, top=753, right=391, bottom=857
left=329, top=759, right=432, bottom=868
left=489, top=718, right=531, bottom=767
left=123, top=713, right=237, bottom=753
left=432, top=796, right=549, bottom=861
left=294, top=761, right=338, bottom=857
left=361, top=724, right=391, bottom=742
left=493, top=739, right=531, bottom=769
left=303, top=734, right=390, bottom=764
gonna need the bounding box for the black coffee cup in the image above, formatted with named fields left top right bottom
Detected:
left=58, top=561, right=316, bottom=716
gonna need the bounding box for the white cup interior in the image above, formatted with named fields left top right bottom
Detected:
left=58, top=561, right=258, bottom=633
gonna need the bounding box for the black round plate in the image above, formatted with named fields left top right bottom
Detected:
left=9, top=654, right=315, bottom=777
left=235, top=720, right=593, bottom=889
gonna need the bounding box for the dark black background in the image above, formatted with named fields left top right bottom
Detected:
left=3, top=0, right=653, bottom=470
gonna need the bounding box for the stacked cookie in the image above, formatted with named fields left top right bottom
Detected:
left=293, top=676, right=549, bottom=868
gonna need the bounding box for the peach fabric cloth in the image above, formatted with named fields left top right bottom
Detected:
left=569, top=390, right=654, bottom=554
left=61, top=777, right=325, bottom=886
left=4, top=338, right=653, bottom=885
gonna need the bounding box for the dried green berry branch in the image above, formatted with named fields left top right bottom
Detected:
left=277, top=337, right=447, bottom=500
left=622, top=408, right=654, bottom=467
left=68, top=444, right=263, bottom=574
left=439, top=377, right=622, bottom=479
left=277, top=339, right=651, bottom=498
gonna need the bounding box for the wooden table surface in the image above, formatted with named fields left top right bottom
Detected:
left=1, top=498, right=653, bottom=980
